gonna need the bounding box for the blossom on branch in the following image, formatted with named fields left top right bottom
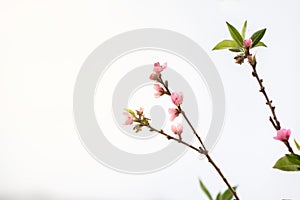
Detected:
left=274, top=129, right=291, bottom=142
left=154, top=84, right=165, bottom=98
left=123, top=112, right=134, bottom=125
left=153, top=62, right=167, bottom=75
left=171, top=123, right=183, bottom=135
left=243, top=38, right=252, bottom=48
left=168, top=108, right=180, bottom=121
left=171, top=92, right=183, bottom=106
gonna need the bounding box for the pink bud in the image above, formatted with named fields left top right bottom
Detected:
left=168, top=108, right=180, bottom=121
left=243, top=38, right=252, bottom=48
left=273, top=128, right=291, bottom=142
left=171, top=123, right=183, bottom=135
left=123, top=112, right=134, bottom=125
left=137, top=107, right=144, bottom=115
left=153, top=62, right=167, bottom=74
left=154, top=84, right=164, bottom=98
left=171, top=92, right=183, bottom=106
left=154, top=62, right=160, bottom=67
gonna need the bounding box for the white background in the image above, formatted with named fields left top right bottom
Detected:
left=1, top=0, right=300, bottom=199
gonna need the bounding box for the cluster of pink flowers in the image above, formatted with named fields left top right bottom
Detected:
left=149, top=62, right=184, bottom=136
left=124, top=62, right=185, bottom=137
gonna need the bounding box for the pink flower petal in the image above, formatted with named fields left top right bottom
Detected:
left=123, top=112, right=133, bottom=125
left=171, top=123, right=183, bottom=135
left=171, top=92, right=183, bottom=106
left=274, top=128, right=291, bottom=141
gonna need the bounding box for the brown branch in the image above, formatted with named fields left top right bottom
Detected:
left=147, top=125, right=204, bottom=154
left=247, top=54, right=294, bottom=154
left=146, top=124, right=239, bottom=200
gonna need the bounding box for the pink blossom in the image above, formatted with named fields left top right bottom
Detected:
left=154, top=84, right=164, bottom=98
left=171, top=92, right=183, bottom=106
left=153, top=62, right=167, bottom=74
left=171, top=123, right=183, bottom=135
left=243, top=38, right=252, bottom=48
left=123, top=112, right=134, bottom=125
left=168, top=108, right=180, bottom=121
left=273, top=128, right=291, bottom=141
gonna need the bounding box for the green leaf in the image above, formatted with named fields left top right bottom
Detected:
left=273, top=154, right=300, bottom=171
left=199, top=180, right=213, bottom=200
left=222, top=186, right=237, bottom=200
left=124, top=108, right=136, bottom=118
left=241, top=20, right=247, bottom=39
left=216, top=192, right=222, bottom=200
left=286, top=154, right=300, bottom=165
left=252, top=41, right=267, bottom=48
left=229, top=48, right=243, bottom=52
left=226, top=22, right=243, bottom=47
left=250, top=28, right=266, bottom=47
left=212, top=40, right=238, bottom=50
left=294, top=139, right=300, bottom=151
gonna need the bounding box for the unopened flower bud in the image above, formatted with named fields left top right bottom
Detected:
left=243, top=38, right=253, bottom=48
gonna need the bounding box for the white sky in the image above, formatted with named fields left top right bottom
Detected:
left=0, top=0, right=300, bottom=199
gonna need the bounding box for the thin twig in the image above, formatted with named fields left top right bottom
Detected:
left=180, top=109, right=206, bottom=151
left=147, top=125, right=203, bottom=154
left=247, top=55, right=294, bottom=154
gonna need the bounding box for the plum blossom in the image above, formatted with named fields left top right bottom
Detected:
left=274, top=128, right=291, bottom=142
left=123, top=112, right=134, bottom=125
left=171, top=92, right=183, bottom=106
left=153, top=62, right=167, bottom=74
left=149, top=62, right=167, bottom=81
left=168, top=108, right=180, bottom=121
left=154, top=84, right=164, bottom=98
left=171, top=123, right=183, bottom=135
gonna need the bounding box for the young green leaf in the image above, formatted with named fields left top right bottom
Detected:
left=226, top=22, right=243, bottom=47
left=199, top=180, right=213, bottom=200
left=252, top=41, right=267, bottom=48
left=250, top=28, right=266, bottom=47
left=216, top=192, right=222, bottom=200
left=294, top=139, right=300, bottom=151
left=241, top=20, right=247, bottom=39
left=212, top=40, right=238, bottom=50
left=273, top=154, right=300, bottom=171
left=124, top=108, right=136, bottom=118
left=221, top=186, right=237, bottom=200
left=229, top=48, right=243, bottom=52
